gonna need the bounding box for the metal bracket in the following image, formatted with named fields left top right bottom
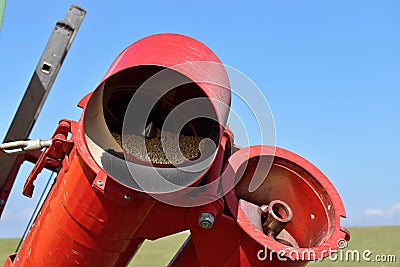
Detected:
left=22, top=120, right=74, bottom=198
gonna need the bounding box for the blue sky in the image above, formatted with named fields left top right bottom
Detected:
left=0, top=0, right=399, bottom=238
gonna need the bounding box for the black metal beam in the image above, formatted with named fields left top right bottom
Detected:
left=0, top=5, right=86, bottom=215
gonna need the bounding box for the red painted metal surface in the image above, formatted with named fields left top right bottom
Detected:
left=22, top=120, right=73, bottom=198
left=7, top=33, right=232, bottom=266
left=79, top=33, right=231, bottom=144
left=0, top=149, right=59, bottom=218
left=4, top=33, right=349, bottom=267
left=171, top=145, right=349, bottom=266
left=78, top=33, right=231, bottom=197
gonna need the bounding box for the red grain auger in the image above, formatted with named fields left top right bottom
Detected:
left=2, top=33, right=349, bottom=267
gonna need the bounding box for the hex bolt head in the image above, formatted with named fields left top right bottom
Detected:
left=0, top=199, right=5, bottom=206
left=97, top=180, right=104, bottom=187
left=124, top=194, right=131, bottom=200
left=198, top=212, right=215, bottom=229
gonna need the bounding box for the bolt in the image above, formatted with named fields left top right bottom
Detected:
left=124, top=194, right=131, bottom=200
left=198, top=212, right=215, bottom=229
left=0, top=199, right=5, bottom=206
left=97, top=180, right=104, bottom=187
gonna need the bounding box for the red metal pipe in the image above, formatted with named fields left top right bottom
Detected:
left=3, top=33, right=350, bottom=267
left=7, top=34, right=232, bottom=267
left=171, top=145, right=349, bottom=267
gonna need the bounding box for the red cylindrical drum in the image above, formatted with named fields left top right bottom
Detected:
left=170, top=145, right=349, bottom=267
left=9, top=34, right=231, bottom=267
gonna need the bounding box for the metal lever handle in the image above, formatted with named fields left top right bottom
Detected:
left=0, top=139, right=52, bottom=155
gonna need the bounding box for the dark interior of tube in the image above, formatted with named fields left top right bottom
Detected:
left=83, top=65, right=223, bottom=191
left=84, top=65, right=220, bottom=171
left=102, top=66, right=219, bottom=141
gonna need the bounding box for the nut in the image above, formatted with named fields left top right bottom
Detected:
left=198, top=212, right=215, bottom=229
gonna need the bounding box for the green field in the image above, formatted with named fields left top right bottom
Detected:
left=1, top=226, right=398, bottom=266
left=309, top=226, right=399, bottom=267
